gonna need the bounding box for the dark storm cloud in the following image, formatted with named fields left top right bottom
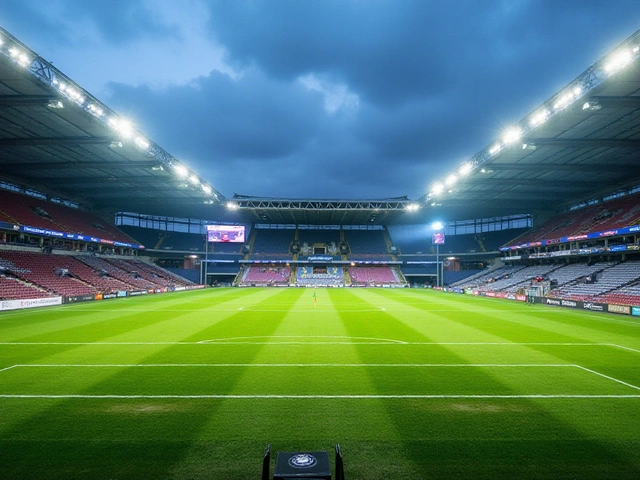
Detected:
left=3, top=0, right=640, bottom=201
left=0, top=0, right=178, bottom=47
left=105, top=67, right=328, bottom=190
left=62, top=0, right=181, bottom=45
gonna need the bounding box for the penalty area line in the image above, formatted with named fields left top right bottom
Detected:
left=573, top=364, right=640, bottom=391
left=610, top=344, right=640, bottom=354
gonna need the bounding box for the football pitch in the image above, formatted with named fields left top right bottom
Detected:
left=0, top=287, right=639, bottom=479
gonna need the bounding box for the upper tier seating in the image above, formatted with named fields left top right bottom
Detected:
left=0, top=190, right=136, bottom=244
left=507, top=192, right=640, bottom=246
left=345, top=230, right=388, bottom=255
left=253, top=230, right=293, bottom=255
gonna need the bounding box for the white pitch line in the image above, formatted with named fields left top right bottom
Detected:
left=610, top=344, right=640, bottom=354
left=6, top=363, right=575, bottom=368
left=0, top=394, right=638, bottom=399
left=0, top=341, right=603, bottom=346
left=198, top=335, right=407, bottom=344
left=0, top=365, right=17, bottom=373
left=573, top=364, right=640, bottom=391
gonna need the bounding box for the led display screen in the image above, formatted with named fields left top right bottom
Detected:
left=206, top=225, right=245, bottom=243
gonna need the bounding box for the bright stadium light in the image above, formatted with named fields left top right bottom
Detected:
left=502, top=127, right=522, bottom=144
left=458, top=162, right=473, bottom=176
left=406, top=203, right=419, bottom=212
left=109, top=118, right=134, bottom=138
left=88, top=104, right=104, bottom=117
left=9, top=47, right=30, bottom=67
left=489, top=143, right=501, bottom=155
left=605, top=49, right=633, bottom=73
left=445, top=174, right=458, bottom=186
left=430, top=182, right=445, bottom=196
left=226, top=202, right=239, bottom=210
left=135, top=137, right=149, bottom=150
left=202, top=185, right=212, bottom=195
left=173, top=164, right=188, bottom=177
left=189, top=175, right=199, bottom=185
left=529, top=109, right=549, bottom=127
left=432, top=221, right=444, bottom=231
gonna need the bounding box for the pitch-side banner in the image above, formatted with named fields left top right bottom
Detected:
left=0, top=296, right=63, bottom=311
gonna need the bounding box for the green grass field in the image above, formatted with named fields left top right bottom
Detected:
left=1, top=287, right=639, bottom=479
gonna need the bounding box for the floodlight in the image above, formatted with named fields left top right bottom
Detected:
left=226, top=202, right=239, bottom=210
left=445, top=174, right=457, bottom=186
left=489, top=144, right=501, bottom=155
left=458, top=162, right=472, bottom=176
left=109, top=118, right=134, bottom=138
left=9, top=47, right=31, bottom=67
left=502, top=127, right=522, bottom=144
left=173, top=164, right=188, bottom=177
left=88, top=104, right=104, bottom=117
left=431, top=182, right=445, bottom=196
left=529, top=110, right=549, bottom=127
left=406, top=203, right=419, bottom=211
left=605, top=49, right=633, bottom=73
left=432, top=221, right=444, bottom=231
left=202, top=185, right=212, bottom=194
left=189, top=175, right=199, bottom=185
left=634, top=46, right=640, bottom=54
left=135, top=137, right=149, bottom=150
left=47, top=100, right=64, bottom=109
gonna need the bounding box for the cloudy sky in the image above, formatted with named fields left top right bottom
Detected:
left=1, top=1, right=639, bottom=200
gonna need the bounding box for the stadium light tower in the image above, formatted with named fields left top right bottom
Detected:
left=431, top=221, right=445, bottom=288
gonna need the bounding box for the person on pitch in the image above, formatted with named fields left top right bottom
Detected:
left=313, top=290, right=317, bottom=307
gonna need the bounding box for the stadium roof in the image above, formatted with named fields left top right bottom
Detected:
left=1, top=26, right=640, bottom=226
left=0, top=26, right=227, bottom=220
left=423, top=29, right=640, bottom=221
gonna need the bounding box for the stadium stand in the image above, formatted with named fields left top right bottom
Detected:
left=0, top=250, right=194, bottom=298
left=0, top=190, right=137, bottom=245
left=241, top=266, right=291, bottom=286
left=296, top=266, right=344, bottom=286
left=476, top=264, right=560, bottom=293
left=0, top=267, right=52, bottom=300
left=349, top=266, right=403, bottom=286
left=0, top=251, right=98, bottom=297
left=252, top=230, right=293, bottom=256
left=506, top=192, right=640, bottom=247
left=344, top=230, right=388, bottom=255
left=453, top=265, right=528, bottom=289
left=549, top=260, right=640, bottom=301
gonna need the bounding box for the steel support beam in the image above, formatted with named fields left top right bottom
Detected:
left=0, top=160, right=161, bottom=170
left=0, top=136, right=114, bottom=146
left=485, top=163, right=634, bottom=173
left=0, top=95, right=58, bottom=106
left=523, top=137, right=640, bottom=148
left=588, top=95, right=640, bottom=108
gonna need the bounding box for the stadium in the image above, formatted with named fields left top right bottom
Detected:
left=1, top=21, right=640, bottom=480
